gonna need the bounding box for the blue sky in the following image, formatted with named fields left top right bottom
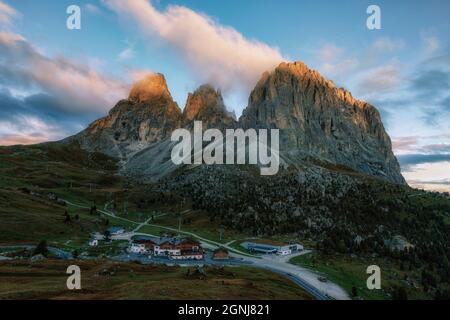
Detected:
left=0, top=0, right=449, bottom=190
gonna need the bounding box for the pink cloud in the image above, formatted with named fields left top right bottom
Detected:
left=392, top=136, right=420, bottom=152
left=103, top=0, right=285, bottom=94
left=0, top=30, right=144, bottom=146
left=0, top=1, right=17, bottom=27
left=0, top=31, right=129, bottom=113
left=403, top=162, right=450, bottom=193
left=0, top=116, right=61, bottom=146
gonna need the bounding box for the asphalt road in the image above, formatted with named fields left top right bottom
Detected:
left=269, top=268, right=329, bottom=300
left=64, top=199, right=350, bottom=300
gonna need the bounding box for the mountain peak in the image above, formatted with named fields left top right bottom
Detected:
left=129, top=73, right=172, bottom=103
left=183, top=84, right=236, bottom=127
left=259, top=61, right=363, bottom=107
left=183, top=84, right=224, bottom=120
left=241, top=60, right=405, bottom=184
left=70, top=62, right=404, bottom=184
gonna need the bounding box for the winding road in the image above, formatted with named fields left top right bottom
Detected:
left=64, top=199, right=350, bottom=300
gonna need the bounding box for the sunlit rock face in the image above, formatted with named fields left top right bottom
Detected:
left=71, top=73, right=183, bottom=160
left=240, top=61, right=405, bottom=184
left=183, top=84, right=236, bottom=129
left=68, top=61, right=405, bottom=184
left=128, top=73, right=173, bottom=103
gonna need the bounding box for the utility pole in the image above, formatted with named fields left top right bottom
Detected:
left=107, top=192, right=112, bottom=208
left=177, top=197, right=182, bottom=231
left=219, top=225, right=225, bottom=241
left=123, top=190, right=129, bottom=216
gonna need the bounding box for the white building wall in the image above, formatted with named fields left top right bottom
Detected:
left=129, top=244, right=147, bottom=254
left=154, top=246, right=181, bottom=256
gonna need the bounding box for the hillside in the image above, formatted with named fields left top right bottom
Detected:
left=0, top=260, right=312, bottom=300
left=68, top=61, right=404, bottom=184
left=1, top=140, right=449, bottom=299
left=1, top=60, right=449, bottom=300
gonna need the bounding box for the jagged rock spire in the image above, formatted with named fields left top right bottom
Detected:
left=183, top=84, right=236, bottom=128
left=240, top=61, right=405, bottom=184
left=129, top=73, right=172, bottom=103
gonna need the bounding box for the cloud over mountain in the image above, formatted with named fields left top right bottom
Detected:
left=0, top=31, right=132, bottom=145
left=0, top=32, right=128, bottom=114
left=0, top=89, right=89, bottom=145
left=103, top=0, right=285, bottom=94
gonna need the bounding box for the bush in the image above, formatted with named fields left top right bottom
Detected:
left=33, top=240, right=49, bottom=257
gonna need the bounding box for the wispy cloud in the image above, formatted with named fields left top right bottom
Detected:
left=372, top=37, right=405, bottom=53
left=402, top=162, right=450, bottom=193
left=316, top=43, right=343, bottom=62
left=118, top=40, right=136, bottom=61
left=85, top=3, right=102, bottom=15
left=393, top=134, right=450, bottom=154
left=103, top=0, right=285, bottom=94
left=0, top=88, right=93, bottom=146
left=0, top=31, right=129, bottom=114
left=314, top=43, right=358, bottom=80
left=392, top=134, right=450, bottom=192
left=0, top=28, right=133, bottom=145
left=118, top=47, right=135, bottom=61
left=392, top=136, right=420, bottom=153
left=420, top=143, right=450, bottom=153
left=318, top=33, right=450, bottom=134
left=356, top=65, right=401, bottom=96
left=409, top=58, right=450, bottom=125
left=398, top=154, right=450, bottom=170
left=315, top=37, right=405, bottom=83
left=0, top=115, right=63, bottom=146
left=421, top=31, right=440, bottom=56
left=0, top=1, right=17, bottom=27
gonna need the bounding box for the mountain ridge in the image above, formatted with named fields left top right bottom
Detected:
left=240, top=61, right=404, bottom=184
left=67, top=61, right=405, bottom=185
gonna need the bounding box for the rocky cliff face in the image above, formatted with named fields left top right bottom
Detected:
left=69, top=61, right=405, bottom=184
left=72, top=73, right=183, bottom=160
left=240, top=62, right=404, bottom=184
left=183, top=84, right=236, bottom=128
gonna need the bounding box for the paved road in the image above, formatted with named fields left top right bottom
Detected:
left=260, top=250, right=312, bottom=263
left=132, top=217, right=153, bottom=233
left=64, top=199, right=350, bottom=300
left=71, top=198, right=257, bottom=258
left=268, top=268, right=329, bottom=300
left=241, top=254, right=349, bottom=300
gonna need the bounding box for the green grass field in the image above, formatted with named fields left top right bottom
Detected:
left=2, top=143, right=449, bottom=300
left=0, top=259, right=313, bottom=300
left=289, top=252, right=435, bottom=300
left=0, top=144, right=123, bottom=245
left=150, top=210, right=253, bottom=244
